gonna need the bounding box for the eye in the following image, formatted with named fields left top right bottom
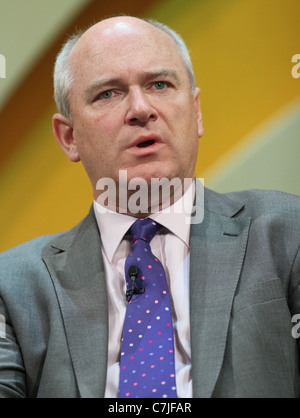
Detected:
left=98, top=90, right=114, bottom=100
left=94, top=89, right=119, bottom=102
left=153, top=81, right=167, bottom=90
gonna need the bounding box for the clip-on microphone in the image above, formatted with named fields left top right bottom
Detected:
left=126, top=265, right=145, bottom=302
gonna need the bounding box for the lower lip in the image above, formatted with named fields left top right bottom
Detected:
left=127, top=141, right=163, bottom=156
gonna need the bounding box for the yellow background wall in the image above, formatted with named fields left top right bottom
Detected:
left=1, top=0, right=299, bottom=251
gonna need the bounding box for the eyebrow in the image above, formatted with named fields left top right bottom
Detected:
left=85, top=78, right=122, bottom=99
left=145, top=69, right=180, bottom=83
left=84, top=68, right=181, bottom=99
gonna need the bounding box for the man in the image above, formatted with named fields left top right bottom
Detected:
left=0, top=16, right=299, bottom=398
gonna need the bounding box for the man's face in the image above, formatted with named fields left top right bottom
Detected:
left=54, top=18, right=203, bottom=203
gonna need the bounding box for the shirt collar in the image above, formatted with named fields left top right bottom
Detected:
left=93, top=181, right=194, bottom=262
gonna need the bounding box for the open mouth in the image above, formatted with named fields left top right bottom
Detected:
left=136, top=139, right=156, bottom=148
left=128, top=135, right=162, bottom=155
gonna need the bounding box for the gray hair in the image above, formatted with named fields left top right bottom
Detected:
left=53, top=18, right=197, bottom=121
left=53, top=31, right=83, bottom=121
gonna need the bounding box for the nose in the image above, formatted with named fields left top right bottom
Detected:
left=125, top=87, right=158, bottom=126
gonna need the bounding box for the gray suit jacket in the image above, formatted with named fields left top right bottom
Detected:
left=0, top=188, right=300, bottom=398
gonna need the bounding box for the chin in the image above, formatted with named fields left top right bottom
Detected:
left=131, top=163, right=178, bottom=181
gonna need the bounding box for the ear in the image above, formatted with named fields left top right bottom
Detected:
left=52, top=113, right=81, bottom=162
left=193, top=87, right=204, bottom=138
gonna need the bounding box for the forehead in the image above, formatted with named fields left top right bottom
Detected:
left=69, top=20, right=188, bottom=86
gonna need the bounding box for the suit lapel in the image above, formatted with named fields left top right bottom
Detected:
left=190, top=187, right=251, bottom=397
left=42, top=208, right=108, bottom=398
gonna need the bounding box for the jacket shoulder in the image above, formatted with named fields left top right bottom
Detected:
left=0, top=234, right=61, bottom=276
left=224, top=189, right=300, bottom=217
left=0, top=208, right=96, bottom=284
left=0, top=207, right=96, bottom=265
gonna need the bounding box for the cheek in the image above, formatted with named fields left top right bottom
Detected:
left=172, top=109, right=199, bottom=146
left=174, top=112, right=199, bottom=163
left=73, top=117, right=121, bottom=176
left=73, top=114, right=114, bottom=151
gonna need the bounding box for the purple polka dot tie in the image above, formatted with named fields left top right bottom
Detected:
left=118, top=218, right=177, bottom=398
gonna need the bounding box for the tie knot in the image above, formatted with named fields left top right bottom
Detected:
left=130, top=218, right=161, bottom=243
